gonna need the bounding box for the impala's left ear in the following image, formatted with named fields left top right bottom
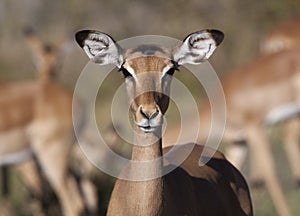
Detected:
left=173, top=29, right=224, bottom=65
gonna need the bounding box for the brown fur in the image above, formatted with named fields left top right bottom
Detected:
left=261, top=18, right=300, bottom=54
left=111, top=47, right=252, bottom=216
left=76, top=29, right=253, bottom=216
left=0, top=30, right=96, bottom=216
left=165, top=47, right=300, bottom=216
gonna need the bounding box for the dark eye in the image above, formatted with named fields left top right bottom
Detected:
left=119, top=67, right=133, bottom=78
left=167, top=61, right=179, bottom=76
left=166, top=68, right=176, bottom=76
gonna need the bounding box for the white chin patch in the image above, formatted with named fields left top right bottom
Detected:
left=139, top=126, right=157, bottom=133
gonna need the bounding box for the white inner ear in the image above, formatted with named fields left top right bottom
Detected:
left=189, top=32, right=216, bottom=57
left=83, top=35, right=109, bottom=58
left=173, top=31, right=218, bottom=65
left=82, top=32, right=123, bottom=68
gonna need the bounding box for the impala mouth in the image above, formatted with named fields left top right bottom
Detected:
left=136, top=122, right=161, bottom=133
left=139, top=125, right=157, bottom=133
left=136, top=118, right=163, bottom=133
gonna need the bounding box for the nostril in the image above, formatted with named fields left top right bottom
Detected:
left=140, top=107, right=149, bottom=119
left=139, top=106, right=160, bottom=120
left=149, top=108, right=159, bottom=120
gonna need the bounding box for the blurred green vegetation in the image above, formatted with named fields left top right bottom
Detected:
left=1, top=0, right=300, bottom=215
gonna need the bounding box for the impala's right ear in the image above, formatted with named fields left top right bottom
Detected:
left=75, top=30, right=123, bottom=68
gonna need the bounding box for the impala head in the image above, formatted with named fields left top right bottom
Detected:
left=75, top=30, right=223, bottom=134
left=24, top=27, right=71, bottom=80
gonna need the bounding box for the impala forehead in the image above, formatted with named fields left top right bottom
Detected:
left=123, top=45, right=173, bottom=75
left=123, top=56, right=172, bottom=75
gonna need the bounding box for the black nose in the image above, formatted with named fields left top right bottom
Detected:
left=140, top=106, right=159, bottom=120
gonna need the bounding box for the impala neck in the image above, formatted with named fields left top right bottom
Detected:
left=132, top=125, right=163, bottom=161
left=125, top=125, right=164, bottom=215
left=38, top=67, right=56, bottom=82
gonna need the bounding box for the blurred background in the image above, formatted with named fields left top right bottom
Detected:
left=1, top=0, right=300, bottom=215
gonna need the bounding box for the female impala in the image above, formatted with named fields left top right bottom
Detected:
left=163, top=19, right=300, bottom=216
left=76, top=29, right=253, bottom=216
left=260, top=17, right=300, bottom=186
left=0, top=29, right=97, bottom=216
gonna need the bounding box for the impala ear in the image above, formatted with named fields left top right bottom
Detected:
left=173, top=29, right=224, bottom=65
left=75, top=30, right=123, bottom=68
